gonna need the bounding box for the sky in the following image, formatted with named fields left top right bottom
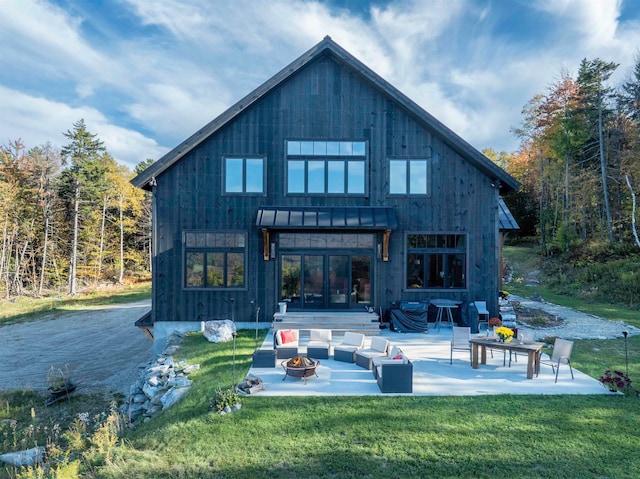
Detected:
left=2, top=0, right=640, bottom=171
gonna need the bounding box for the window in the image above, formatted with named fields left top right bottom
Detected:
left=184, top=232, right=246, bottom=288
left=389, top=159, right=429, bottom=195
left=224, top=157, right=264, bottom=194
left=286, top=140, right=366, bottom=194
left=406, top=234, right=466, bottom=289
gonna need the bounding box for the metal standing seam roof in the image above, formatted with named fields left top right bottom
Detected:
left=256, top=207, right=398, bottom=230
left=498, top=197, right=520, bottom=230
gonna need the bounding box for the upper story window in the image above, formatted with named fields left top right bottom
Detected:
left=406, top=233, right=466, bottom=290
left=224, top=157, right=265, bottom=194
left=389, top=158, right=429, bottom=195
left=184, top=231, right=246, bottom=289
left=286, top=141, right=366, bottom=195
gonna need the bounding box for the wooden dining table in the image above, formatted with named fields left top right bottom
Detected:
left=468, top=337, right=545, bottom=379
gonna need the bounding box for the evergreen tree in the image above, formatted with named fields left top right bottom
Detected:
left=60, top=119, right=106, bottom=295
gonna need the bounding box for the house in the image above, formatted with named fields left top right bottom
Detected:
left=132, top=36, right=519, bottom=350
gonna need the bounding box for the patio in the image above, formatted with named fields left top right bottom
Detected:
left=247, top=328, right=609, bottom=396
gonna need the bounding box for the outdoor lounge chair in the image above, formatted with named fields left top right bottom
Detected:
left=333, top=332, right=365, bottom=362
left=376, top=356, right=413, bottom=393
left=306, top=329, right=332, bottom=359
left=355, top=336, right=389, bottom=369
left=450, top=326, right=471, bottom=365
left=274, top=329, right=299, bottom=359
left=540, top=338, right=574, bottom=383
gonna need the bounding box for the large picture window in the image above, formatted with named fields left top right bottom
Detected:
left=224, top=157, right=264, bottom=194
left=406, top=234, right=466, bottom=289
left=286, top=140, right=366, bottom=195
left=184, top=231, right=246, bottom=288
left=389, top=158, right=429, bottom=195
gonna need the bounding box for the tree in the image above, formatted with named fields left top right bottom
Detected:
left=576, top=58, right=619, bottom=245
left=60, top=119, right=106, bottom=295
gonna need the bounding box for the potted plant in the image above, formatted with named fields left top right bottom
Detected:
left=599, top=370, right=633, bottom=394
left=46, top=365, right=76, bottom=405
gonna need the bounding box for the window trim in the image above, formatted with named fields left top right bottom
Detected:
left=388, top=157, right=431, bottom=197
left=286, top=140, right=368, bottom=196
left=183, top=230, right=247, bottom=290
left=222, top=156, right=266, bottom=196
left=404, top=232, right=468, bottom=291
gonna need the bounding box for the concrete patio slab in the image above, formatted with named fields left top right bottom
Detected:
left=247, top=329, right=610, bottom=396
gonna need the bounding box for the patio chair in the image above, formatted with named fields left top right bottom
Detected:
left=376, top=358, right=413, bottom=393
left=274, top=329, right=299, bottom=359
left=539, top=338, right=574, bottom=383
left=333, top=332, right=365, bottom=363
left=450, top=326, right=471, bottom=365
left=508, top=330, right=535, bottom=366
left=355, top=336, right=389, bottom=370
left=475, top=301, right=490, bottom=331
left=306, top=329, right=332, bottom=359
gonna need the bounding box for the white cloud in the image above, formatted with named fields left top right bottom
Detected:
left=0, top=86, right=167, bottom=171
left=0, top=0, right=124, bottom=88
left=2, top=0, right=640, bottom=164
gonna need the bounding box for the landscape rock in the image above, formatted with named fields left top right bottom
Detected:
left=0, top=446, right=45, bottom=467
left=161, top=386, right=190, bottom=409
left=203, top=319, right=236, bottom=343
left=121, top=332, right=198, bottom=425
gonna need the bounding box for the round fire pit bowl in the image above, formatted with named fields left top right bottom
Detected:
left=281, top=356, right=320, bottom=384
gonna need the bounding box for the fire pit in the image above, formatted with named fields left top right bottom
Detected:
left=281, top=356, right=320, bottom=384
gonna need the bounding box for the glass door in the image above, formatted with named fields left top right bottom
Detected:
left=328, top=255, right=349, bottom=307
left=303, top=255, right=325, bottom=306
left=280, top=253, right=372, bottom=309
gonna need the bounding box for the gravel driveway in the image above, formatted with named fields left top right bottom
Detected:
left=0, top=300, right=152, bottom=396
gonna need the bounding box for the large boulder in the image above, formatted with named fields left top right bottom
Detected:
left=203, top=320, right=236, bottom=343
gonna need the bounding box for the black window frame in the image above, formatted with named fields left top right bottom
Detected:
left=223, top=156, right=266, bottom=195
left=183, top=231, right=247, bottom=290
left=286, top=140, right=367, bottom=196
left=404, top=233, right=467, bottom=290
left=388, top=157, right=431, bottom=196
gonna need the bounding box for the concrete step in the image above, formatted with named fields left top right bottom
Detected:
left=272, top=312, right=381, bottom=335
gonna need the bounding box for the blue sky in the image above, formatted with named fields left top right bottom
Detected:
left=2, top=0, right=640, bottom=171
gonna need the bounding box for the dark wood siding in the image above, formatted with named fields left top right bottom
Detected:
left=152, top=54, right=501, bottom=324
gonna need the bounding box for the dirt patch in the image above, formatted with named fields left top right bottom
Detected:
left=511, top=302, right=563, bottom=328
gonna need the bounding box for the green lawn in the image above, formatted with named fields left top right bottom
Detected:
left=2, top=330, right=638, bottom=478
left=91, top=331, right=638, bottom=479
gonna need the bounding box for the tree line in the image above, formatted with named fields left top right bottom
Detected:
left=0, top=119, right=151, bottom=298
left=499, top=55, right=640, bottom=255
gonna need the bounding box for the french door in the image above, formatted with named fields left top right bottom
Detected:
left=280, top=253, right=372, bottom=309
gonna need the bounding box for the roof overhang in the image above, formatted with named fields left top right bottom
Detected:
left=498, top=197, right=520, bottom=231
left=256, top=206, right=397, bottom=262
left=256, top=206, right=398, bottom=230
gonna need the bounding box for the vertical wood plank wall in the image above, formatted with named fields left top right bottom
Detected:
left=153, top=54, right=500, bottom=324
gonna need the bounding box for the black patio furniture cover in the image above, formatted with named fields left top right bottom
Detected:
left=390, top=301, right=429, bottom=333
left=458, top=301, right=479, bottom=334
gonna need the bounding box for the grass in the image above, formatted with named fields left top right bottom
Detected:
left=0, top=281, right=151, bottom=327
left=84, top=332, right=639, bottom=478
left=2, top=330, right=638, bottom=478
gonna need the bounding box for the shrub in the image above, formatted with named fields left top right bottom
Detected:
left=210, top=387, right=241, bottom=413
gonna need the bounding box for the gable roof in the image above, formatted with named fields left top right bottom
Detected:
left=131, top=36, right=520, bottom=193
